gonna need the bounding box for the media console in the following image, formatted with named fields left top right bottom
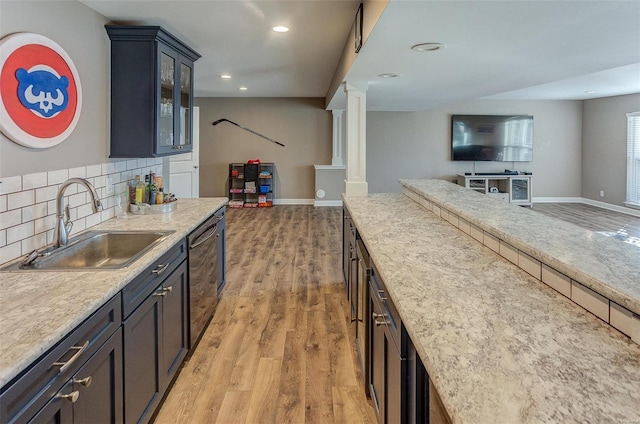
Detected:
left=457, top=173, right=532, bottom=206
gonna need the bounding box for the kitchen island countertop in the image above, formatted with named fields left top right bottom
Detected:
left=343, top=188, right=640, bottom=424
left=0, top=197, right=227, bottom=388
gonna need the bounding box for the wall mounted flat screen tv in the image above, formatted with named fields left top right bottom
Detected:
left=451, top=115, right=533, bottom=162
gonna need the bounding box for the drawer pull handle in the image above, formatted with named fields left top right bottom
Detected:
left=73, top=376, right=92, bottom=387
left=54, top=341, right=89, bottom=373
left=154, top=287, right=172, bottom=297
left=372, top=312, right=387, bottom=326
left=377, top=290, right=387, bottom=301
left=152, top=264, right=168, bottom=275
left=59, top=390, right=80, bottom=403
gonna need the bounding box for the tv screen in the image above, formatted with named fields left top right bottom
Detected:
left=451, top=115, right=533, bottom=162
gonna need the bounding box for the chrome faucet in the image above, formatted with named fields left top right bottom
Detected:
left=54, top=178, right=103, bottom=248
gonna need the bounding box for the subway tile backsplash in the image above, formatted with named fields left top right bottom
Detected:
left=0, top=158, right=163, bottom=265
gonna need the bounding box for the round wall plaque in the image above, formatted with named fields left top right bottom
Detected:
left=0, top=33, right=82, bottom=148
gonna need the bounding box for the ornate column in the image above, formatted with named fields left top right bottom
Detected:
left=344, top=82, right=368, bottom=197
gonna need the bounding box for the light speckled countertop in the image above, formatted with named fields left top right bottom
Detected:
left=0, top=198, right=227, bottom=388
left=343, top=191, right=640, bottom=424
left=400, top=179, right=640, bottom=315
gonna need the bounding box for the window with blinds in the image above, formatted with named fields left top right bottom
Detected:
left=627, top=112, right=640, bottom=208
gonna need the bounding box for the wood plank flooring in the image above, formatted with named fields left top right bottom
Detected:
left=531, top=202, right=640, bottom=241
left=155, top=206, right=377, bottom=424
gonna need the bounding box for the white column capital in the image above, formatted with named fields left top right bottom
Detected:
left=344, top=81, right=368, bottom=93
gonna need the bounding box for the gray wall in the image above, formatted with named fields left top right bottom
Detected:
left=582, top=93, right=640, bottom=206
left=366, top=99, right=583, bottom=198
left=0, top=1, right=110, bottom=178
left=195, top=97, right=332, bottom=200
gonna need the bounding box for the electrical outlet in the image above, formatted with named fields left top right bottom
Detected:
left=599, top=190, right=605, bottom=197
left=106, top=177, right=114, bottom=195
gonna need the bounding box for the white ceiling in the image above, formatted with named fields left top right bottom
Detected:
left=80, top=0, right=361, bottom=98
left=81, top=0, right=640, bottom=111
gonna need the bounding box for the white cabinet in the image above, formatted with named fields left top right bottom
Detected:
left=457, top=174, right=532, bottom=206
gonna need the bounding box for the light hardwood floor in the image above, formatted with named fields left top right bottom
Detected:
left=531, top=203, right=640, bottom=240
left=155, top=206, right=377, bottom=424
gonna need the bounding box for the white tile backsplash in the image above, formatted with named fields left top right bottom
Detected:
left=541, top=264, right=571, bottom=298
left=68, top=166, right=87, bottom=179
left=7, top=222, right=34, bottom=244
left=0, top=209, right=22, bottom=230
left=518, top=251, right=542, bottom=280
left=48, top=169, right=69, bottom=185
left=86, top=164, right=102, bottom=178
left=21, top=203, right=47, bottom=223
left=483, top=232, right=500, bottom=253
left=572, top=281, right=609, bottom=322
left=610, top=302, right=635, bottom=337
left=499, top=240, right=519, bottom=264
left=35, top=185, right=59, bottom=203
left=8, top=190, right=35, bottom=210
left=0, top=160, right=162, bottom=266
left=23, top=172, right=47, bottom=190
left=0, top=176, right=22, bottom=195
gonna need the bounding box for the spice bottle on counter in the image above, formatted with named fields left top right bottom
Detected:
left=156, top=187, right=164, bottom=204
left=130, top=175, right=140, bottom=204
left=135, top=177, right=146, bottom=205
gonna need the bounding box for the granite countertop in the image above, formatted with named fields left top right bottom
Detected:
left=0, top=197, right=227, bottom=388
left=343, top=192, right=640, bottom=424
left=400, top=178, right=640, bottom=315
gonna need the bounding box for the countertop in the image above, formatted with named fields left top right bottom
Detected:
left=0, top=197, right=227, bottom=388
left=401, top=178, right=640, bottom=316
left=343, top=190, right=640, bottom=424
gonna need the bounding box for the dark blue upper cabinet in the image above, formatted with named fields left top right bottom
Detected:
left=106, top=25, right=201, bottom=158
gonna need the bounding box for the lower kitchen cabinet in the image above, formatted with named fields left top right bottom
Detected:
left=123, top=260, right=188, bottom=424
left=369, top=263, right=407, bottom=424
left=0, top=295, right=122, bottom=424
left=31, top=328, right=124, bottom=424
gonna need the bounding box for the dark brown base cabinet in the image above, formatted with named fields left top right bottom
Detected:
left=123, top=256, right=188, bottom=424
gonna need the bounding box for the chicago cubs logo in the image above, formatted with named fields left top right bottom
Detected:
left=0, top=33, right=82, bottom=149
left=16, top=66, right=69, bottom=117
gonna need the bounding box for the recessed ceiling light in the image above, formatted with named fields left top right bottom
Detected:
left=272, top=25, right=289, bottom=33
left=239, top=86, right=248, bottom=91
left=585, top=90, right=597, bottom=94
left=220, top=74, right=231, bottom=79
left=411, top=43, right=446, bottom=52
left=378, top=73, right=400, bottom=78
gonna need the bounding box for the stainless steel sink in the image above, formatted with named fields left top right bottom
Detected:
left=3, top=230, right=174, bottom=271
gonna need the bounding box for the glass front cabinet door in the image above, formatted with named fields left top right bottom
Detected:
left=106, top=25, right=200, bottom=158
left=509, top=177, right=532, bottom=205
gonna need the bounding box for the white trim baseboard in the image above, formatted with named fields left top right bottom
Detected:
left=532, top=197, right=582, bottom=203
left=273, top=199, right=315, bottom=205
left=314, top=200, right=343, bottom=207
left=532, top=197, right=640, bottom=218
left=581, top=198, right=640, bottom=217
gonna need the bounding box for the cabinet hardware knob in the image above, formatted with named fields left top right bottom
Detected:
left=73, top=376, right=92, bottom=387
left=163, top=286, right=173, bottom=293
left=374, top=318, right=386, bottom=326
left=153, top=290, right=168, bottom=297
left=59, top=391, right=80, bottom=403
left=53, top=341, right=89, bottom=374
left=152, top=264, right=168, bottom=275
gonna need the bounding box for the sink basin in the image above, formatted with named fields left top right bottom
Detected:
left=3, top=230, right=174, bottom=271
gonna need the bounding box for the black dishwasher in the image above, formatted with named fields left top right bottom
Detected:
left=187, top=207, right=225, bottom=349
